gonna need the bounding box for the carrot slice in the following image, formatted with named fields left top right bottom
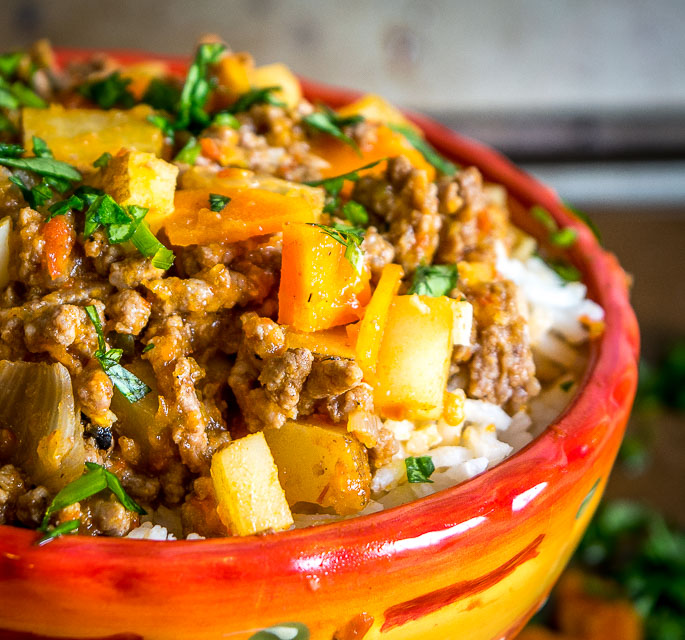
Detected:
left=42, top=216, right=74, bottom=280
left=165, top=187, right=319, bottom=246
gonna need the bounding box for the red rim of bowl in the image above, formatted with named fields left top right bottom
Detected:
left=0, top=49, right=639, bottom=554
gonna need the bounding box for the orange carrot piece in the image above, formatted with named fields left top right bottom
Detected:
left=285, top=326, right=356, bottom=359
left=310, top=124, right=436, bottom=182
left=165, top=188, right=319, bottom=246
left=278, top=222, right=371, bottom=332
left=42, top=216, right=74, bottom=280
left=355, top=263, right=404, bottom=381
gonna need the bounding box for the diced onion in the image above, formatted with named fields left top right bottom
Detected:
left=0, top=361, right=85, bottom=491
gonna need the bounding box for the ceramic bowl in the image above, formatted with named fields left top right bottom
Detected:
left=0, top=50, right=639, bottom=640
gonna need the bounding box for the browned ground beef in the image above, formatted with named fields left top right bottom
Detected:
left=464, top=280, right=540, bottom=412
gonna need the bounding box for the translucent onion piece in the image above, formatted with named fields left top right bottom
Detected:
left=0, top=216, right=10, bottom=290
left=0, top=361, right=85, bottom=491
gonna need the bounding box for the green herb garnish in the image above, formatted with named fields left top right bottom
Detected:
left=405, top=456, right=435, bottom=483
left=85, top=305, right=151, bottom=403
left=130, top=222, right=175, bottom=270
left=388, top=123, right=457, bottom=175
left=0, top=76, right=46, bottom=109
left=31, top=136, right=52, bottom=158
left=209, top=193, right=231, bottom=212
left=303, top=105, right=363, bottom=152
left=531, top=205, right=557, bottom=232
left=37, top=462, right=146, bottom=544
left=547, top=258, right=581, bottom=283
left=228, top=86, right=286, bottom=114
left=174, top=137, right=201, bottom=164
left=0, top=142, right=24, bottom=157
left=176, top=42, right=226, bottom=130
left=531, top=205, right=579, bottom=250
left=560, top=379, right=574, bottom=392
left=565, top=201, right=602, bottom=244
left=309, top=222, right=365, bottom=274
left=0, top=52, right=23, bottom=78
left=550, top=227, right=578, bottom=248
left=408, top=264, right=458, bottom=297
left=147, top=113, right=175, bottom=138
left=305, top=160, right=383, bottom=214
left=79, top=71, right=135, bottom=109
left=142, top=78, right=181, bottom=113
left=342, top=201, right=369, bottom=226
left=142, top=343, right=155, bottom=353
left=93, top=152, right=112, bottom=168
left=36, top=519, right=80, bottom=546
left=0, top=153, right=81, bottom=182
left=212, top=111, right=240, bottom=129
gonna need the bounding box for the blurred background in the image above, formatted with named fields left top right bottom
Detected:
left=2, top=0, right=683, bottom=636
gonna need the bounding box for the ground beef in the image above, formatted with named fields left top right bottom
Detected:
left=82, top=229, right=126, bottom=277
left=0, top=464, right=25, bottom=524
left=436, top=166, right=506, bottom=266
left=465, top=280, right=540, bottom=412
left=352, top=156, right=441, bottom=271
left=109, top=256, right=165, bottom=290
left=362, top=226, right=395, bottom=282
left=181, top=477, right=228, bottom=538
left=229, top=312, right=312, bottom=431
left=16, top=485, right=50, bottom=528
left=298, top=356, right=364, bottom=415
left=74, top=359, right=115, bottom=426
left=12, top=207, right=46, bottom=290
left=107, top=289, right=151, bottom=335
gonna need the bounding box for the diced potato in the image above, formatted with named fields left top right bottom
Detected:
left=337, top=93, right=420, bottom=134
left=374, top=295, right=454, bottom=420
left=120, top=61, right=170, bottom=99
left=451, top=299, right=473, bottom=346
left=249, top=63, right=302, bottom=109
left=22, top=104, right=164, bottom=169
left=264, top=419, right=371, bottom=515
left=457, top=260, right=496, bottom=287
left=95, top=150, right=178, bottom=232
left=109, top=360, right=164, bottom=461
left=210, top=432, right=293, bottom=536
left=216, top=52, right=253, bottom=99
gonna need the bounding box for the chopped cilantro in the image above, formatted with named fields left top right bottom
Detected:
left=174, top=137, right=201, bottom=164
left=405, top=456, right=435, bottom=483
left=0, top=52, right=23, bottom=78
left=388, top=123, right=457, bottom=175
left=408, top=264, right=458, bottom=297
left=228, top=86, right=286, bottom=114
left=213, top=111, right=240, bottom=129
left=31, top=136, right=52, bottom=158
left=550, top=227, right=578, bottom=248
left=147, top=113, right=175, bottom=138
left=142, top=343, right=155, bottom=353
left=85, top=305, right=151, bottom=403
left=92, top=152, right=112, bottom=168
left=79, top=71, right=135, bottom=109
left=547, top=258, right=581, bottom=283
left=142, top=78, right=181, bottom=113
left=303, top=105, right=363, bottom=152
left=0, top=155, right=81, bottom=182
left=130, top=222, right=175, bottom=270
left=209, top=193, right=231, bottom=212
left=342, top=201, right=369, bottom=226
left=565, top=201, right=603, bottom=244
left=309, top=222, right=365, bottom=274
left=531, top=205, right=557, bottom=233
left=37, top=462, right=146, bottom=545
left=305, top=160, right=383, bottom=214
left=0, top=142, right=24, bottom=157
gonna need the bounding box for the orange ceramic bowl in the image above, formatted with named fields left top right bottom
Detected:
left=0, top=50, right=639, bottom=640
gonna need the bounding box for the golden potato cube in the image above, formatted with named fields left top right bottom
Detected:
left=249, top=63, right=302, bottom=109
left=374, top=295, right=454, bottom=420
left=264, top=419, right=371, bottom=516
left=337, top=93, right=421, bottom=134
left=210, top=432, right=293, bottom=536
left=22, top=104, right=164, bottom=169
left=98, top=150, right=178, bottom=232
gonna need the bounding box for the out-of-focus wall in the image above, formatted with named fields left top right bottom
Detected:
left=2, top=0, right=684, bottom=114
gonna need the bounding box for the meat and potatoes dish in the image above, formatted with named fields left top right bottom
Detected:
left=0, top=39, right=604, bottom=543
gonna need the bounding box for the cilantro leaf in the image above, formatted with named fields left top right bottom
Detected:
left=142, top=343, right=155, bottom=353
left=0, top=52, right=23, bottom=78
left=142, top=78, right=181, bottom=112
left=309, top=222, right=365, bottom=274
left=303, top=105, right=363, bottom=152
left=565, top=201, right=603, bottom=244
left=305, top=160, right=383, bottom=214
left=79, top=71, right=135, bottom=109
left=388, top=123, right=457, bottom=175
left=0, top=142, right=24, bottom=157
left=147, top=113, right=175, bottom=138
left=213, top=111, right=240, bottom=129
left=0, top=113, right=16, bottom=134
left=408, top=264, right=458, bottom=297
left=9, top=81, right=46, bottom=108
left=531, top=205, right=579, bottom=250
left=93, top=152, right=112, bottom=168
left=531, top=205, right=558, bottom=233
left=85, top=305, right=151, bottom=403
left=550, top=227, right=578, bottom=248
left=546, top=257, right=581, bottom=283
left=176, top=42, right=226, bottom=130
left=32, top=136, right=52, bottom=158
left=342, top=201, right=369, bottom=226
left=405, top=456, right=435, bottom=483
left=0, top=156, right=81, bottom=182
left=36, top=519, right=80, bottom=546
left=174, top=137, right=201, bottom=164
left=38, top=462, right=146, bottom=543
left=209, top=193, right=231, bottom=212
left=47, top=194, right=85, bottom=220
left=228, top=86, right=285, bottom=114
left=83, top=194, right=132, bottom=241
